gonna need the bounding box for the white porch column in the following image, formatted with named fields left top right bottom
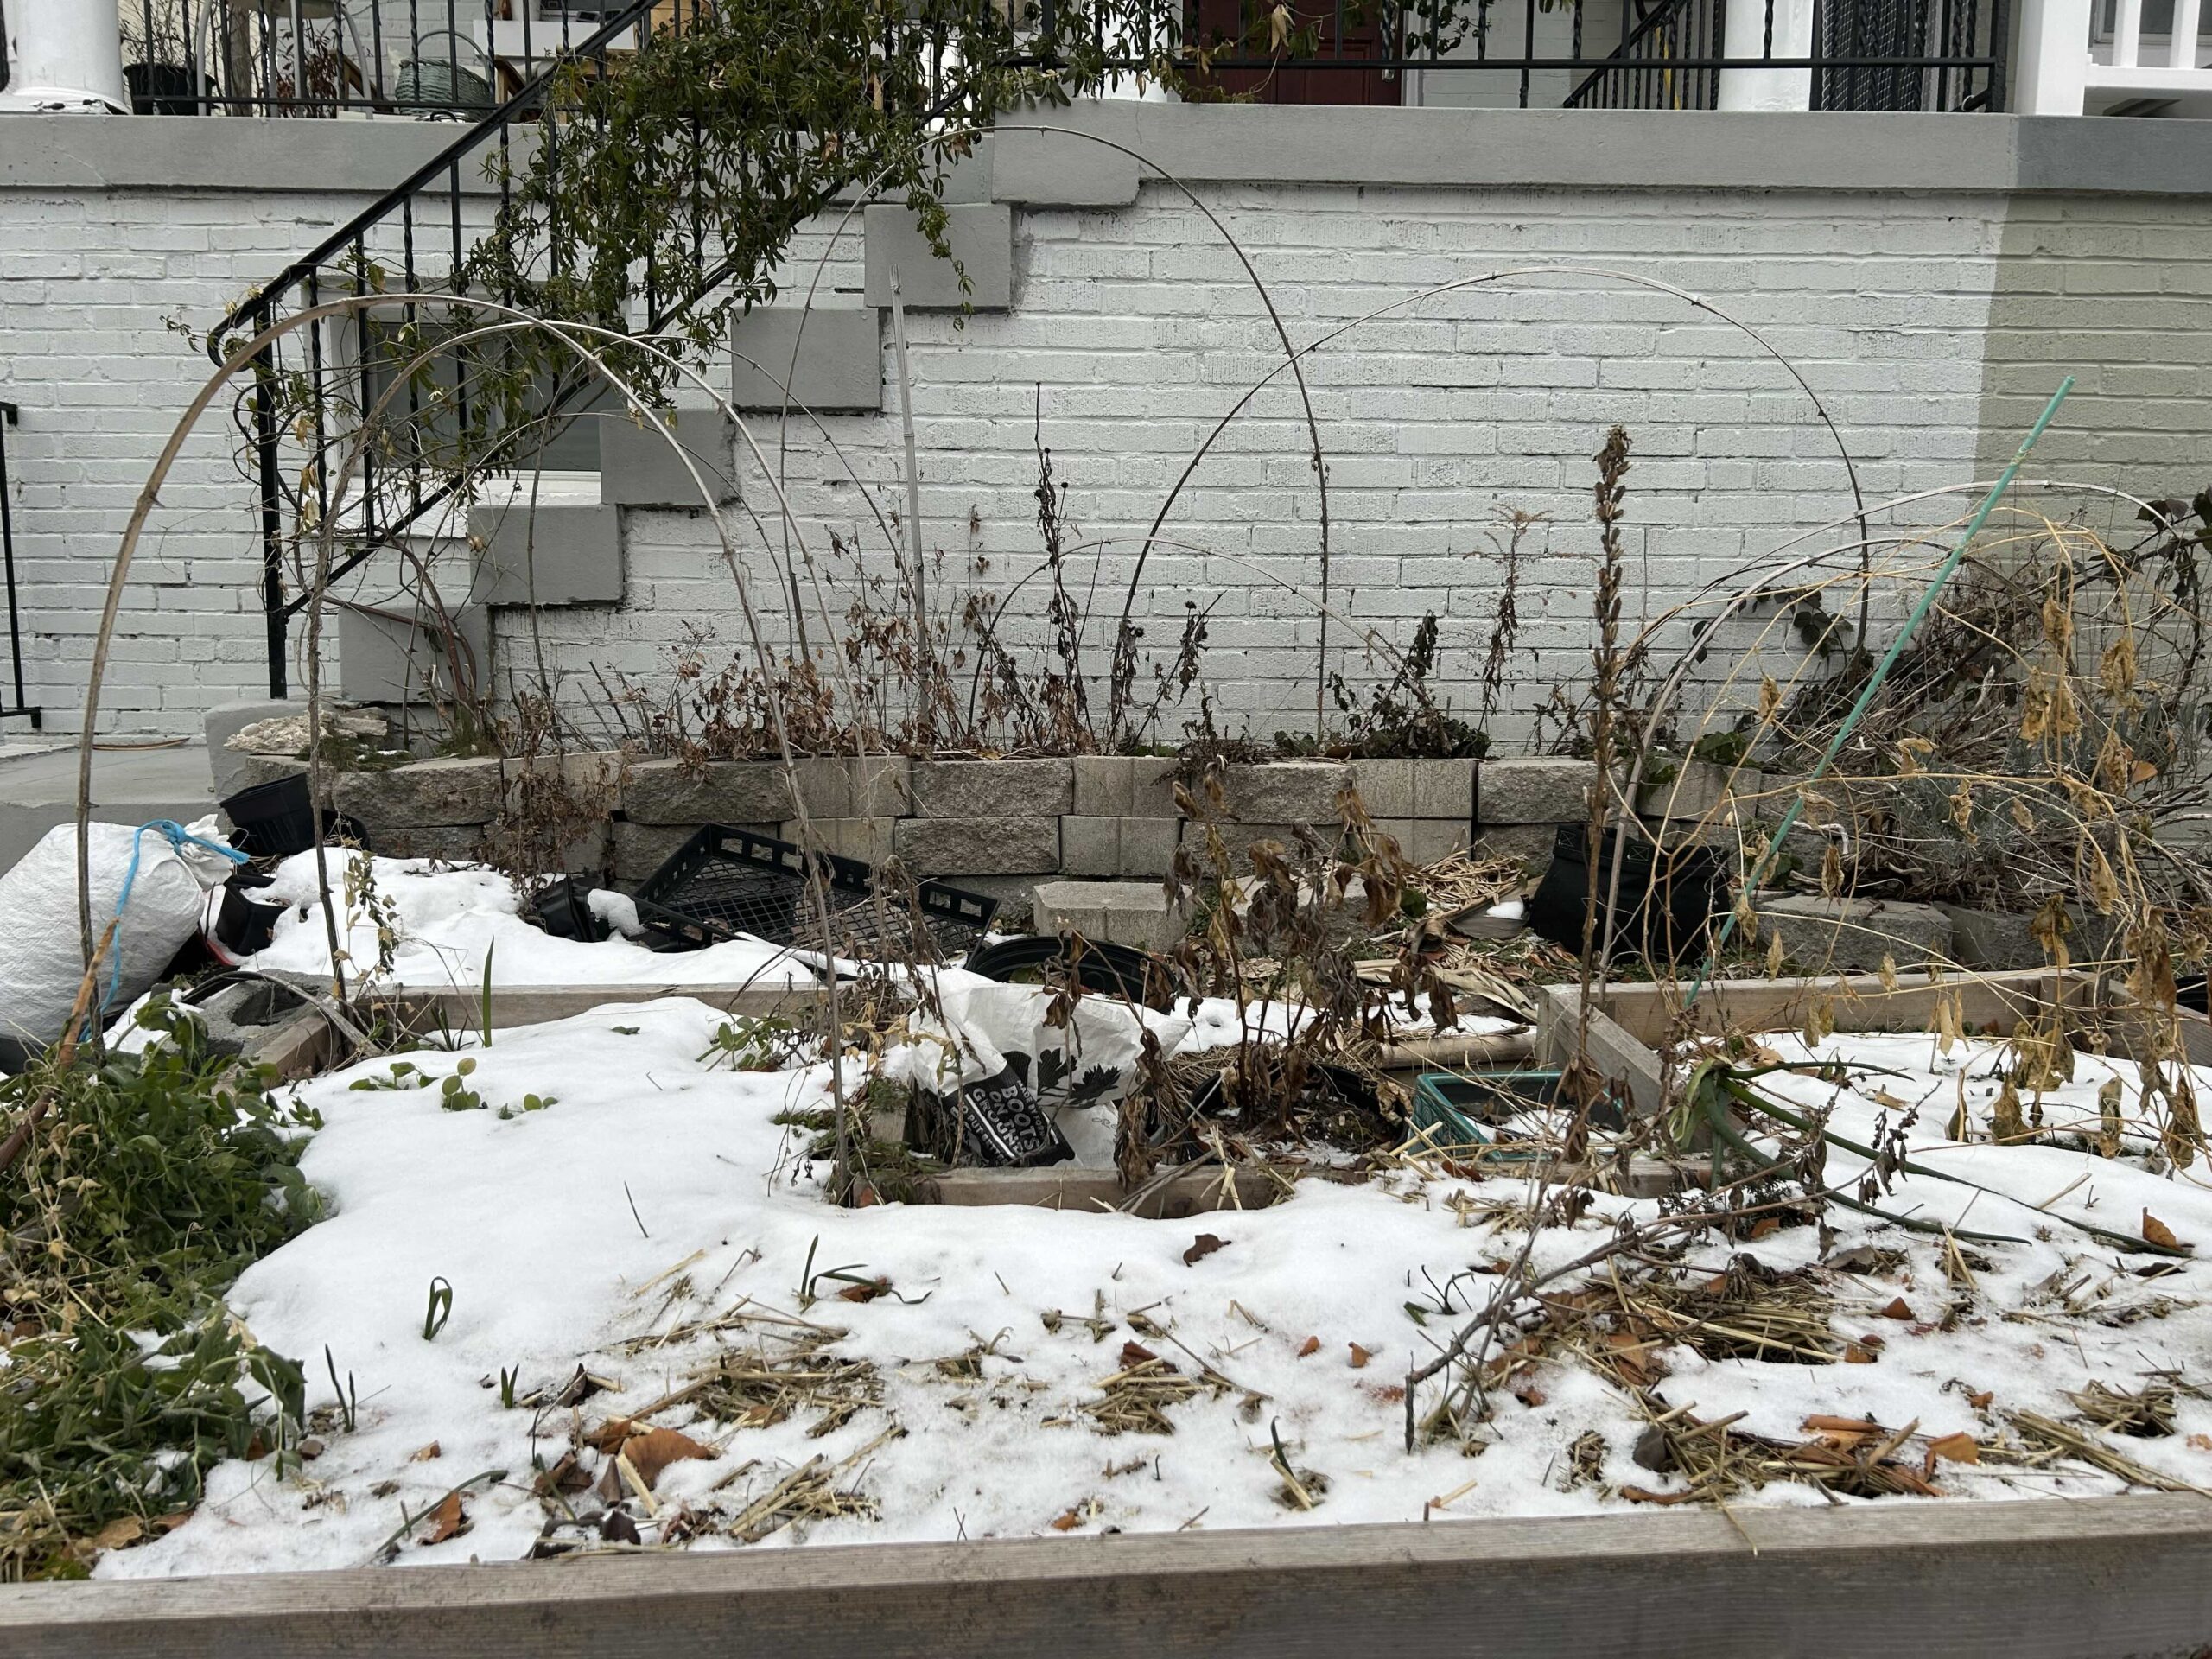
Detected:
left=2, top=0, right=129, bottom=111
left=1717, top=0, right=1818, bottom=110
left=2014, top=0, right=2094, bottom=111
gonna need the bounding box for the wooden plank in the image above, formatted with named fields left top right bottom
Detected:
left=1566, top=969, right=2094, bottom=1047
left=7, top=1494, right=2211, bottom=1657
left=920, top=1165, right=1284, bottom=1218
left=371, top=982, right=828, bottom=1032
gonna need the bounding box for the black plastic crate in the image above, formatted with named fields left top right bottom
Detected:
left=631, top=825, right=872, bottom=950
left=829, top=880, right=998, bottom=963
left=631, top=825, right=996, bottom=957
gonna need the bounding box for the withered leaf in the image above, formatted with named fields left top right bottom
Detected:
left=1182, top=1233, right=1229, bottom=1267
left=837, top=1277, right=893, bottom=1303
left=1120, top=1340, right=1160, bottom=1367
left=620, top=1427, right=715, bottom=1490
left=422, top=1491, right=467, bottom=1546
left=408, top=1440, right=442, bottom=1462
left=1296, top=1336, right=1320, bottom=1358
left=2143, top=1211, right=2185, bottom=1251
left=1878, top=1298, right=1915, bottom=1320
left=1349, top=1343, right=1373, bottom=1370
left=1926, top=1432, right=1980, bottom=1465
left=1049, top=1510, right=1083, bottom=1532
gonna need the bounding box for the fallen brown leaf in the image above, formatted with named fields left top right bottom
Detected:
left=1183, top=1233, right=1229, bottom=1267
left=1926, top=1432, right=1980, bottom=1465
left=422, top=1491, right=467, bottom=1546
left=1878, top=1298, right=1915, bottom=1320
left=620, top=1426, right=715, bottom=1490
left=408, top=1440, right=442, bottom=1462
left=1513, top=1384, right=1547, bottom=1408
left=1349, top=1344, right=1373, bottom=1370
left=1296, top=1336, right=1320, bottom=1358
left=1120, top=1340, right=1159, bottom=1367
left=583, top=1418, right=636, bottom=1452
left=1619, top=1485, right=1697, bottom=1505
left=1967, top=1389, right=1993, bottom=1410
left=1049, top=1510, right=1082, bottom=1532
left=1844, top=1343, right=1878, bottom=1363
left=2190, top=1433, right=2212, bottom=1452
left=837, top=1276, right=893, bottom=1303
left=2144, top=1211, right=2184, bottom=1251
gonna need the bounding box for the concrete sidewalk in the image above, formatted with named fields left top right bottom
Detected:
left=0, top=741, right=216, bottom=873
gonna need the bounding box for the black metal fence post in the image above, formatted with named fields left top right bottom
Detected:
left=0, top=402, right=41, bottom=728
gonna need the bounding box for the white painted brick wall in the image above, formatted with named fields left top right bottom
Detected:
left=536, top=181, right=2005, bottom=748
left=4, top=170, right=2006, bottom=744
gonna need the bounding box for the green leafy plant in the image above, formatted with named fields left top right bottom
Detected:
left=423, top=1277, right=454, bottom=1341
left=438, top=1058, right=483, bottom=1112
left=0, top=999, right=322, bottom=1579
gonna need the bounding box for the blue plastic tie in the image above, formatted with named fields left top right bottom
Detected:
left=104, top=819, right=252, bottom=1015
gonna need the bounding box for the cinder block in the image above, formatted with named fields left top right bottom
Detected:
left=470, top=503, right=623, bottom=607
left=1033, top=880, right=1182, bottom=952
left=623, top=758, right=856, bottom=824
left=1061, top=814, right=1121, bottom=878
left=624, top=760, right=787, bottom=825
left=850, top=755, right=911, bottom=817
left=1471, top=824, right=1567, bottom=873
left=1072, top=754, right=1134, bottom=817
left=1129, top=758, right=1179, bottom=820
left=1478, top=757, right=1598, bottom=824
left=909, top=758, right=1073, bottom=817
left=1408, top=818, right=1473, bottom=864
left=1636, top=758, right=1744, bottom=823
left=1412, top=758, right=1478, bottom=820
left=783, top=816, right=895, bottom=866
left=329, top=757, right=503, bottom=830
left=894, top=814, right=1059, bottom=875
left=1183, top=819, right=1319, bottom=873
left=1119, top=817, right=1179, bottom=879
left=1752, top=895, right=1953, bottom=975
left=598, top=408, right=738, bottom=505
left=336, top=604, right=489, bottom=708
left=612, top=820, right=778, bottom=885
left=1218, top=761, right=1348, bottom=825
left=729, top=306, right=882, bottom=413
left=864, top=202, right=1013, bottom=310
left=365, top=823, right=485, bottom=861
left=1348, top=758, right=1414, bottom=818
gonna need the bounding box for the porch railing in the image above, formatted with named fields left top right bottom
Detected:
left=118, top=0, right=637, bottom=118
left=123, top=0, right=2005, bottom=118
left=2017, top=0, right=2211, bottom=111
left=0, top=403, right=38, bottom=730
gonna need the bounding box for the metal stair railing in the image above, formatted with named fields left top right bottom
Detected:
left=206, top=0, right=671, bottom=700
left=0, top=402, right=37, bottom=728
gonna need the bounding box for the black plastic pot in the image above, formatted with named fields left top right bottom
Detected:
left=214, top=877, right=286, bottom=957
left=220, top=775, right=321, bottom=858
left=1525, top=824, right=1726, bottom=965
left=528, top=875, right=610, bottom=944
left=963, top=934, right=1170, bottom=1008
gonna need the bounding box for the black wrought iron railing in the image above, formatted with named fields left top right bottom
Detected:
left=119, top=0, right=639, bottom=118
left=0, top=403, right=38, bottom=729
left=208, top=0, right=680, bottom=697
left=1153, top=0, right=2003, bottom=111
left=128, top=0, right=2004, bottom=120
left=1560, top=0, right=2003, bottom=111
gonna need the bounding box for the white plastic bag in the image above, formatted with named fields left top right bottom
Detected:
left=0, top=816, right=241, bottom=1052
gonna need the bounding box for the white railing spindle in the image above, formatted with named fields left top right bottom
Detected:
left=2113, top=0, right=2144, bottom=66
left=2170, top=0, right=2205, bottom=68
